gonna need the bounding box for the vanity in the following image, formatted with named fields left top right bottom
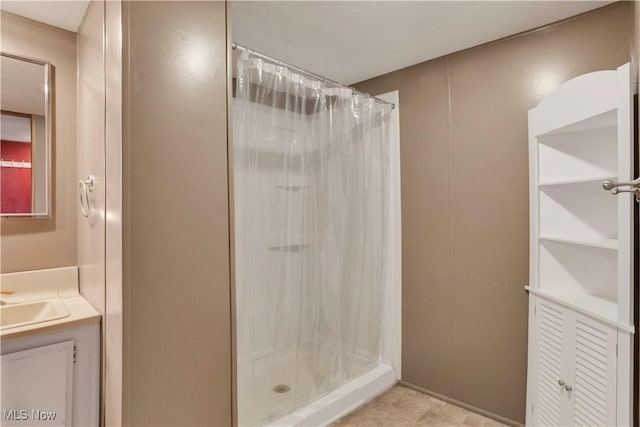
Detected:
left=0, top=267, right=100, bottom=426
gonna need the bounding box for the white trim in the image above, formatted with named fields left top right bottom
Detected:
left=377, top=90, right=402, bottom=380
left=616, top=62, right=634, bottom=327
left=615, top=61, right=634, bottom=427
left=617, top=329, right=633, bottom=426
left=524, top=295, right=537, bottom=427
left=527, top=108, right=539, bottom=292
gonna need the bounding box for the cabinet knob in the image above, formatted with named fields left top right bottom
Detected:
left=565, top=385, right=573, bottom=392
left=557, top=379, right=565, bottom=386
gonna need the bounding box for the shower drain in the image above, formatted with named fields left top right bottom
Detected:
left=273, top=384, right=290, bottom=394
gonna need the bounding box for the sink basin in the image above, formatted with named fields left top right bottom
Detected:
left=0, top=299, right=70, bottom=330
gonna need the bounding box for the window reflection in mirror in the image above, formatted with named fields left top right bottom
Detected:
left=0, top=53, right=51, bottom=217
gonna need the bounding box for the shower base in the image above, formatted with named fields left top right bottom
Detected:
left=266, top=364, right=396, bottom=427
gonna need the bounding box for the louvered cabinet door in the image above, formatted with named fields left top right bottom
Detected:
left=532, top=299, right=568, bottom=426
left=569, top=314, right=617, bottom=427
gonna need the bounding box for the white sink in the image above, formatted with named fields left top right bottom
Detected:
left=0, top=299, right=70, bottom=330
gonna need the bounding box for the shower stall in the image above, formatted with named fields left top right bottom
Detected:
left=232, top=47, right=400, bottom=426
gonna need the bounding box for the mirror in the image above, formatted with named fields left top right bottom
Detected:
left=0, top=53, right=51, bottom=217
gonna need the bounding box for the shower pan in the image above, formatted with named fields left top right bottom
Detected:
left=232, top=46, right=401, bottom=426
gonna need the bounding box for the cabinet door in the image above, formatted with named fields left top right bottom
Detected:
left=569, top=314, right=617, bottom=427
left=532, top=299, right=568, bottom=426
left=0, top=340, right=74, bottom=426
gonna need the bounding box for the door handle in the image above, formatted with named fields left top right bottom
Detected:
left=603, top=178, right=640, bottom=202
left=602, top=177, right=640, bottom=190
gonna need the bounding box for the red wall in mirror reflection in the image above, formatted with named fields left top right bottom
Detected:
left=1, top=140, right=32, bottom=213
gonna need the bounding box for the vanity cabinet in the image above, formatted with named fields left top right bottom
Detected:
left=526, top=63, right=634, bottom=426
left=529, top=296, right=617, bottom=426
left=1, top=341, right=74, bottom=426
left=1, top=322, right=99, bottom=426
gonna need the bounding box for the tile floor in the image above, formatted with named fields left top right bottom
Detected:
left=331, top=385, right=508, bottom=427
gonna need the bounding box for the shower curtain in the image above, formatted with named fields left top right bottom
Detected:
left=233, top=50, right=392, bottom=426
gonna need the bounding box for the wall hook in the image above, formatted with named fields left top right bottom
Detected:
left=79, top=175, right=95, bottom=218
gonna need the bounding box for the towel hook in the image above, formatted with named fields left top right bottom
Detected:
left=79, top=175, right=95, bottom=218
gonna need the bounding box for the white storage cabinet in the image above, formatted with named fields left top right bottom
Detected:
left=526, top=63, right=635, bottom=427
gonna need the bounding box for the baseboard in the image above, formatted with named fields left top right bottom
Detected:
left=398, top=380, right=524, bottom=427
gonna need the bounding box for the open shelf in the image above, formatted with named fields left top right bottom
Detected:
left=539, top=239, right=617, bottom=301
left=539, top=184, right=617, bottom=243
left=538, top=175, right=616, bottom=188
left=539, top=235, right=617, bottom=250
left=537, top=124, right=617, bottom=184
left=537, top=109, right=616, bottom=136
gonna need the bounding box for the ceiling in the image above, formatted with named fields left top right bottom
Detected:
left=0, top=0, right=90, bottom=32
left=0, top=1, right=615, bottom=82
left=232, top=1, right=614, bottom=84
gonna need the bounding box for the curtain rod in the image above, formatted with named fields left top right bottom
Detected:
left=232, top=43, right=395, bottom=110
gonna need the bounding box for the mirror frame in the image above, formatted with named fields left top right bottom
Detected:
left=0, top=52, right=52, bottom=218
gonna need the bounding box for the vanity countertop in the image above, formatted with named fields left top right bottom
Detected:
left=1, top=295, right=100, bottom=341
left=0, top=266, right=101, bottom=341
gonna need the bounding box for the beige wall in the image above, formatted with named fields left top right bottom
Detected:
left=355, top=4, right=632, bottom=424
left=104, top=0, right=124, bottom=425
left=76, top=2, right=112, bottom=425
left=77, top=0, right=106, bottom=317
left=122, top=1, right=231, bottom=425
left=0, top=13, right=77, bottom=273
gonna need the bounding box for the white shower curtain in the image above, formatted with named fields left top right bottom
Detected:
left=233, top=50, right=392, bottom=426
